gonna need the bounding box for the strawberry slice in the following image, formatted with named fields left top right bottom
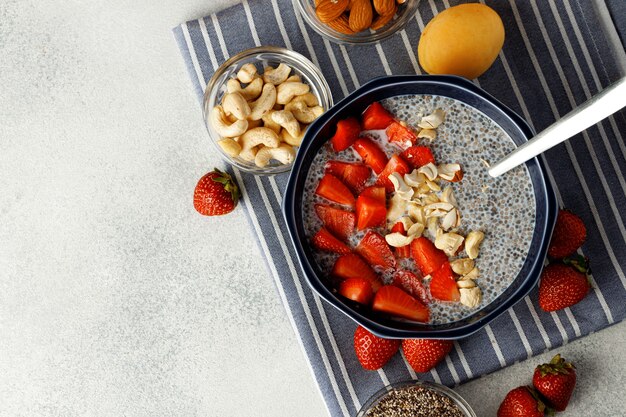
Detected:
left=386, top=121, right=417, bottom=145
left=353, top=138, right=389, bottom=174
left=339, top=278, right=374, bottom=305
left=372, top=285, right=430, bottom=322
left=312, top=228, right=351, bottom=255
left=356, top=230, right=396, bottom=270
left=325, top=161, right=371, bottom=194
left=392, top=270, right=431, bottom=305
left=429, top=262, right=460, bottom=302
left=331, top=117, right=361, bottom=152
left=362, top=101, right=395, bottom=130
left=411, top=237, right=448, bottom=276
left=401, top=146, right=435, bottom=169
left=356, top=186, right=386, bottom=230
left=314, top=204, right=355, bottom=241
left=315, top=173, right=355, bottom=208
left=332, top=254, right=382, bottom=292
left=391, top=222, right=411, bottom=258
left=376, top=154, right=411, bottom=193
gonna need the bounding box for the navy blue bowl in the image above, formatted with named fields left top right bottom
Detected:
left=282, top=75, right=557, bottom=339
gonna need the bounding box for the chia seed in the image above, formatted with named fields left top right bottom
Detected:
left=365, top=386, right=466, bottom=417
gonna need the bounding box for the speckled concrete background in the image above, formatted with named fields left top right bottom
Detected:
left=1, top=1, right=625, bottom=416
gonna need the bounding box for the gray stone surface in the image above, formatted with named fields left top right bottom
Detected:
left=1, top=1, right=625, bottom=416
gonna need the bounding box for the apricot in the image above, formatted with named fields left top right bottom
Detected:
left=417, top=3, right=505, bottom=79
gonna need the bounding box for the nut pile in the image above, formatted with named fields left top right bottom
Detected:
left=315, top=0, right=406, bottom=34
left=383, top=109, right=485, bottom=308
left=211, top=62, right=324, bottom=168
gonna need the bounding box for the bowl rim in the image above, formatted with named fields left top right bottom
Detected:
left=202, top=45, right=334, bottom=175
left=292, top=0, right=420, bottom=45
left=282, top=74, right=558, bottom=339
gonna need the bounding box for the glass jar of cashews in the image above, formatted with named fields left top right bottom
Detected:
left=203, top=46, right=333, bottom=175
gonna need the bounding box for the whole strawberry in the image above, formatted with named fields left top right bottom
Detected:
left=533, top=354, right=576, bottom=411
left=402, top=338, right=452, bottom=373
left=548, top=209, right=586, bottom=258
left=354, top=326, right=400, bottom=370
left=497, top=386, right=546, bottom=417
left=539, top=257, right=590, bottom=312
left=193, top=169, right=240, bottom=216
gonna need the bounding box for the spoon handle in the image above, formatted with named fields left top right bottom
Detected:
left=489, top=77, right=626, bottom=177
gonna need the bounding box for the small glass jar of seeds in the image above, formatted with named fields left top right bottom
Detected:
left=356, top=381, right=476, bottom=417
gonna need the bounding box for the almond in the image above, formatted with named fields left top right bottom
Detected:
left=316, top=0, right=349, bottom=23
left=326, top=14, right=355, bottom=34
left=371, top=5, right=397, bottom=30
left=373, top=0, right=395, bottom=17
left=349, top=0, right=373, bottom=32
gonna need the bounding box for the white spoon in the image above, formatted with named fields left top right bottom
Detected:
left=489, top=77, right=626, bottom=177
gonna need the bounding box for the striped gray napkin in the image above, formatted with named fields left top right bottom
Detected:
left=173, top=1, right=626, bottom=416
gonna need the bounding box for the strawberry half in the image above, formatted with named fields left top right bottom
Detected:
left=390, top=222, right=411, bottom=258
left=332, top=253, right=382, bottom=292
left=497, top=386, right=546, bottom=417
left=315, top=173, right=355, bottom=208
left=538, top=258, right=590, bottom=312
left=193, top=169, right=240, bottom=216
left=401, top=146, right=435, bottom=169
left=533, top=354, right=576, bottom=412
left=325, top=160, right=371, bottom=195
left=402, top=338, right=453, bottom=373
left=312, top=227, right=351, bottom=255
left=339, top=278, right=374, bottom=305
left=353, top=137, right=389, bottom=174
left=356, top=186, right=386, bottom=230
left=429, top=262, right=460, bottom=302
left=356, top=230, right=397, bottom=270
left=376, top=154, right=411, bottom=193
left=372, top=285, right=430, bottom=322
left=361, top=101, right=395, bottom=130
left=411, top=237, right=448, bottom=275
left=331, top=117, right=361, bottom=152
left=314, top=204, right=355, bottom=241
left=386, top=121, right=417, bottom=145
left=392, top=269, right=431, bottom=305
left=354, top=326, right=400, bottom=370
left=548, top=209, right=587, bottom=259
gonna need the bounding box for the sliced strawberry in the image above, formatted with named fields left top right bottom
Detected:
left=376, top=154, right=412, bottom=193
left=430, top=262, right=460, bottom=302
left=362, top=101, right=395, bottom=130
left=401, top=146, right=435, bottom=169
left=411, top=237, right=448, bottom=276
left=353, top=138, right=389, bottom=174
left=331, top=117, right=361, bottom=152
left=386, top=121, right=417, bottom=145
left=391, top=222, right=411, bottom=258
left=339, top=278, right=374, bottom=305
left=372, top=285, right=430, bottom=322
left=314, top=204, right=355, bottom=241
left=332, top=253, right=382, bottom=292
left=325, top=161, right=371, bottom=194
left=356, top=231, right=396, bottom=270
left=393, top=270, right=431, bottom=305
left=315, top=173, right=355, bottom=208
left=312, top=228, right=351, bottom=255
left=356, top=186, right=386, bottom=230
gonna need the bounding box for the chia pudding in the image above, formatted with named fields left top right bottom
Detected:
left=302, top=94, right=536, bottom=324
left=361, top=384, right=469, bottom=417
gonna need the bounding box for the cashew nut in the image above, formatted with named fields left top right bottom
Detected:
left=418, top=108, right=446, bottom=129
left=285, top=74, right=301, bottom=83
left=218, top=138, right=242, bottom=157
left=262, top=111, right=282, bottom=134
left=389, top=172, right=414, bottom=201
left=249, top=83, right=277, bottom=121
left=417, top=128, right=437, bottom=140
left=462, top=267, right=480, bottom=281
left=271, top=110, right=300, bottom=138
left=237, top=63, right=258, bottom=84
left=291, top=92, right=319, bottom=107
left=438, top=163, right=462, bottom=181
left=407, top=222, right=424, bottom=237
left=280, top=127, right=305, bottom=147
left=263, top=63, right=292, bottom=85
left=210, top=105, right=249, bottom=138
left=276, top=82, right=310, bottom=105
left=385, top=232, right=415, bottom=248
left=459, top=287, right=482, bottom=308
left=465, top=230, right=485, bottom=259
left=387, top=193, right=407, bottom=222
left=254, top=144, right=296, bottom=167
left=227, top=77, right=263, bottom=101
left=450, top=258, right=475, bottom=276
left=222, top=92, right=251, bottom=120
left=434, top=230, right=464, bottom=257
left=284, top=100, right=324, bottom=124
left=418, top=163, right=438, bottom=181
left=457, top=279, right=477, bottom=289
left=240, top=127, right=280, bottom=150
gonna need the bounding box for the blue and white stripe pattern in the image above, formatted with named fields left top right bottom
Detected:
left=174, top=1, right=626, bottom=416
